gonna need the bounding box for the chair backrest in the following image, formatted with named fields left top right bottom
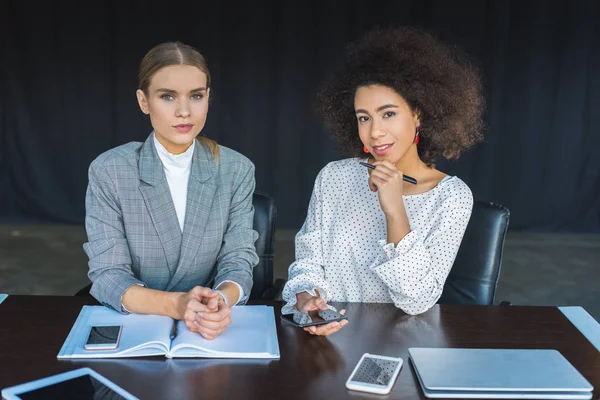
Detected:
left=249, top=191, right=277, bottom=300
left=438, top=201, right=510, bottom=305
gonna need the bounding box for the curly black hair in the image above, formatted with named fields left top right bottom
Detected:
left=316, top=27, right=485, bottom=166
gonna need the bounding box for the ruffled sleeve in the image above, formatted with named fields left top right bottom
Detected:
left=368, top=185, right=473, bottom=315
left=281, top=169, right=332, bottom=315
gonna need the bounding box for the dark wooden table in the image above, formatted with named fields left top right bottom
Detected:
left=0, top=296, right=598, bottom=399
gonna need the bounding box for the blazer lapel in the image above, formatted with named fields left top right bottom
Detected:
left=138, top=134, right=182, bottom=278
left=167, top=139, right=216, bottom=291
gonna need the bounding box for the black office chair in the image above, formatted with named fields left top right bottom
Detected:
left=438, top=201, right=510, bottom=305
left=76, top=191, right=279, bottom=301
left=249, top=191, right=280, bottom=300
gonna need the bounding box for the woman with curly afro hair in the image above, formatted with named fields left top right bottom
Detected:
left=282, top=27, right=485, bottom=335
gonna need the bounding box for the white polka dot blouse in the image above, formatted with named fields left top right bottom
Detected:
left=282, top=158, right=473, bottom=316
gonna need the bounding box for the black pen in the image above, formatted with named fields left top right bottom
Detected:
left=169, top=319, right=178, bottom=341
left=359, top=162, right=418, bottom=185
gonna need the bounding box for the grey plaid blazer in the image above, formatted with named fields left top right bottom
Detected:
left=83, top=133, right=259, bottom=312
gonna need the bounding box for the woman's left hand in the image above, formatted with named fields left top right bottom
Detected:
left=304, top=309, right=348, bottom=336
left=369, top=161, right=405, bottom=218
left=194, top=300, right=232, bottom=340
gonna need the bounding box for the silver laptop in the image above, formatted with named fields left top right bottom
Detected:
left=408, top=348, right=594, bottom=399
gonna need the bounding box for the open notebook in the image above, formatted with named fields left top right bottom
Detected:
left=57, top=305, right=280, bottom=359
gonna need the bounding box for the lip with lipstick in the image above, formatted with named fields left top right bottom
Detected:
left=173, top=124, right=194, bottom=133
left=370, top=143, right=394, bottom=156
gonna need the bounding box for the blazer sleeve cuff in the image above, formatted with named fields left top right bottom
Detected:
left=90, top=274, right=145, bottom=314
left=120, top=283, right=145, bottom=313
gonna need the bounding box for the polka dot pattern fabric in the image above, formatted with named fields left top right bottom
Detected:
left=352, top=357, right=399, bottom=385
left=282, top=158, right=473, bottom=315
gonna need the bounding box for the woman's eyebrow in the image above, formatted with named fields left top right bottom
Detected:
left=355, top=104, right=398, bottom=114
left=155, top=87, right=207, bottom=93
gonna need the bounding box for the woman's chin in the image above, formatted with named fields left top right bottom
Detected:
left=167, top=132, right=198, bottom=144
left=372, top=154, right=400, bottom=164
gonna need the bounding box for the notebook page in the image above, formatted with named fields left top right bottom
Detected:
left=170, top=306, right=279, bottom=358
left=58, top=306, right=172, bottom=358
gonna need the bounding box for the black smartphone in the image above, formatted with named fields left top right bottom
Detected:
left=281, top=309, right=348, bottom=328
left=84, top=325, right=122, bottom=350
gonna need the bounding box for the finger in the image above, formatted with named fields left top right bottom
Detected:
left=313, top=321, right=341, bottom=335
left=184, top=308, right=206, bottom=324
left=370, top=168, right=396, bottom=181
left=197, top=307, right=231, bottom=322
left=370, top=175, right=387, bottom=189
left=196, top=315, right=231, bottom=331
left=199, top=331, right=217, bottom=340
left=372, top=160, right=398, bottom=171
left=200, top=321, right=229, bottom=337
left=368, top=178, right=378, bottom=192
left=299, top=297, right=319, bottom=312
left=297, top=301, right=310, bottom=312
left=370, top=164, right=395, bottom=177
left=314, top=297, right=328, bottom=310
left=185, top=298, right=211, bottom=313
left=340, top=309, right=346, bottom=315
left=324, top=321, right=342, bottom=331
left=303, top=325, right=315, bottom=332
left=369, top=181, right=379, bottom=193
left=205, top=296, right=220, bottom=311
left=323, top=321, right=347, bottom=336
left=184, top=320, right=199, bottom=332
left=372, top=162, right=404, bottom=181
left=190, top=286, right=218, bottom=300
left=194, top=322, right=220, bottom=338
left=203, top=326, right=227, bottom=340
left=370, top=170, right=394, bottom=183
left=195, top=316, right=225, bottom=331
left=325, top=323, right=345, bottom=336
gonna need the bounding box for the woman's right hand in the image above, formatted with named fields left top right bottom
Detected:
left=295, top=291, right=329, bottom=313
left=176, top=286, right=219, bottom=334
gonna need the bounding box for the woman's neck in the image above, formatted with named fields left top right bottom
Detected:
left=395, top=152, right=426, bottom=177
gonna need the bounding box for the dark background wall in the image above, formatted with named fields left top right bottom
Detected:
left=1, top=0, right=599, bottom=231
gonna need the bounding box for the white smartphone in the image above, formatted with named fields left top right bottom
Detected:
left=83, top=325, right=122, bottom=350
left=345, top=353, right=403, bottom=395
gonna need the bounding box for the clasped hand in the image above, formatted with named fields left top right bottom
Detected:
left=177, top=286, right=231, bottom=340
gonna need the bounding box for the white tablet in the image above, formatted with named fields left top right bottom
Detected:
left=1, top=367, right=138, bottom=400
